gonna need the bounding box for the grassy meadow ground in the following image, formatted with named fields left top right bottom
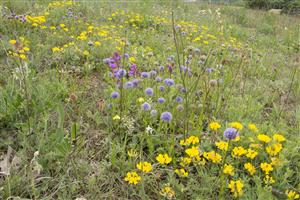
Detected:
left=0, top=1, right=299, bottom=199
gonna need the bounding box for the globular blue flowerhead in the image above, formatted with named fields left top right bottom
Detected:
left=141, top=102, right=151, bottom=111
left=175, top=96, right=183, bottom=103
left=158, top=97, right=166, bottom=103
left=111, top=91, right=119, bottom=99
left=115, top=69, right=126, bottom=79
left=132, top=79, right=140, bottom=87
left=160, top=112, right=172, bottom=122
left=145, top=88, right=154, bottom=96
left=125, top=81, right=134, bottom=89
left=224, top=128, right=238, bottom=140
left=150, top=70, right=157, bottom=77
left=159, top=85, right=165, bottom=92
left=164, top=78, right=175, bottom=87
left=156, top=77, right=162, bottom=82
left=141, top=72, right=150, bottom=78
left=159, top=65, right=165, bottom=71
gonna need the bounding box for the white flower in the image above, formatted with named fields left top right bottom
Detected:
left=146, top=125, right=154, bottom=134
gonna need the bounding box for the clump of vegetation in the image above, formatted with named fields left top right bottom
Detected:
left=0, top=1, right=299, bottom=199
left=245, top=0, right=300, bottom=14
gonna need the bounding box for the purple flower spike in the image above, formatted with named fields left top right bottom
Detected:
left=224, top=128, right=238, bottom=140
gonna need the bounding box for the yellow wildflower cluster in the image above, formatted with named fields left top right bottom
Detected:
left=229, top=122, right=243, bottom=130
left=156, top=153, right=172, bottom=165
left=26, top=15, right=46, bottom=27
left=48, top=1, right=74, bottom=8
left=180, top=135, right=199, bottom=146
left=215, top=141, right=228, bottom=151
left=286, top=190, right=300, bottom=200
left=223, top=164, right=234, bottom=176
left=175, top=168, right=188, bottom=177
left=244, top=163, right=256, bottom=175
left=266, top=143, right=283, bottom=156
left=185, top=146, right=200, bottom=157
left=248, top=123, right=258, bottom=132
left=8, top=37, right=30, bottom=60
left=209, top=122, right=221, bottom=131
left=228, top=179, right=244, bottom=198
left=257, top=134, right=271, bottom=143
left=160, top=186, right=175, bottom=199
left=231, top=146, right=247, bottom=157
left=260, top=162, right=273, bottom=174
left=124, top=171, right=141, bottom=185
left=136, top=162, right=152, bottom=173
left=203, top=151, right=222, bottom=163
left=246, top=148, right=258, bottom=159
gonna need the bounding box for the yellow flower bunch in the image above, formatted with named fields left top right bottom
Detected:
left=185, top=146, right=200, bottom=157
left=228, top=179, right=244, bottom=198
left=174, top=168, right=188, bottom=177
left=257, top=134, right=271, bottom=143
left=229, top=122, right=243, bottom=130
left=179, top=157, right=192, bottom=167
left=209, top=122, right=221, bottom=131
left=124, top=171, right=141, bottom=185
left=156, top=153, right=172, bottom=165
left=223, top=164, right=234, bottom=176
left=286, top=190, right=300, bottom=200
left=246, top=148, right=258, bottom=159
left=264, top=175, right=275, bottom=184
left=248, top=123, right=258, bottom=132
left=215, top=141, right=228, bottom=151
left=203, top=151, right=222, bottom=163
left=231, top=146, right=247, bottom=157
left=136, top=162, right=152, bottom=173
left=260, top=162, right=273, bottom=174
left=273, top=133, right=286, bottom=142
left=244, top=163, right=256, bottom=175
left=160, top=186, right=175, bottom=199
left=266, top=143, right=283, bottom=156
left=180, top=135, right=199, bottom=146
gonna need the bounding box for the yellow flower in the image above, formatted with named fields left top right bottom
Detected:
left=129, top=57, right=136, bottom=63
left=195, top=155, right=206, bottom=165
left=273, top=134, right=286, bottom=142
left=249, top=143, right=262, bottom=149
left=127, top=149, right=138, bottom=158
left=209, top=122, right=221, bottom=131
left=271, top=157, right=280, bottom=166
left=248, top=123, right=258, bottom=132
left=229, top=122, right=243, bottom=130
left=52, top=47, right=61, bottom=53
left=156, top=153, right=172, bottom=165
left=180, top=157, right=191, bottom=167
left=94, top=41, right=101, bottom=46
left=286, top=190, right=300, bottom=200
left=264, top=175, right=275, bottom=184
left=9, top=40, right=17, bottom=45
left=23, top=47, right=30, bottom=52
left=244, top=163, right=256, bottom=175
left=231, top=146, right=247, bottom=157
left=215, top=141, right=228, bottom=151
left=19, top=54, right=27, bottom=60
left=180, top=136, right=199, bottom=146
left=175, top=168, right=188, bottom=177
left=257, top=134, right=271, bottom=143
left=160, top=186, right=175, bottom=199
left=228, top=179, right=244, bottom=198
left=260, top=162, right=273, bottom=174
left=60, top=23, right=66, bottom=28
left=246, top=148, right=258, bottom=159
left=137, top=97, right=145, bottom=103
left=223, top=164, right=234, bottom=176
left=203, top=151, right=222, bottom=163
left=113, top=115, right=121, bottom=120
left=185, top=146, right=199, bottom=157
left=136, top=162, right=152, bottom=173
left=83, top=50, right=90, bottom=56
left=266, top=143, right=283, bottom=156
left=124, top=171, right=141, bottom=185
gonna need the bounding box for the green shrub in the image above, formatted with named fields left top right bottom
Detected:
left=245, top=0, right=300, bottom=14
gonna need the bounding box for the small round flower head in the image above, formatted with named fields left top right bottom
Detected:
left=103, top=58, right=111, bottom=64
left=175, top=96, right=183, bottom=103
left=164, top=78, right=175, bottom=87
left=159, top=85, right=165, bottom=92
left=124, top=53, right=129, bottom=59
left=160, top=112, right=172, bottom=122
left=155, top=76, right=162, bottom=82
left=107, top=103, right=113, bottom=109
left=209, top=79, right=218, bottom=87
left=158, top=97, right=166, bottom=103
left=159, top=65, right=165, bottom=71
left=224, top=128, right=238, bottom=140
left=141, top=102, right=151, bottom=111
left=176, top=104, right=184, bottom=111
left=150, top=109, right=158, bottom=117
left=167, top=55, right=175, bottom=62
left=141, top=72, right=150, bottom=78
left=125, top=81, right=134, bottom=89
left=111, top=91, right=119, bottom=99
left=145, top=88, right=154, bottom=96
left=181, top=87, right=187, bottom=93
left=115, top=69, right=126, bottom=79
left=205, top=68, right=214, bottom=73
left=132, top=79, right=140, bottom=87
left=150, top=70, right=157, bottom=77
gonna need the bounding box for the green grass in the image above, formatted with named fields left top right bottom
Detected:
left=0, top=1, right=299, bottom=199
